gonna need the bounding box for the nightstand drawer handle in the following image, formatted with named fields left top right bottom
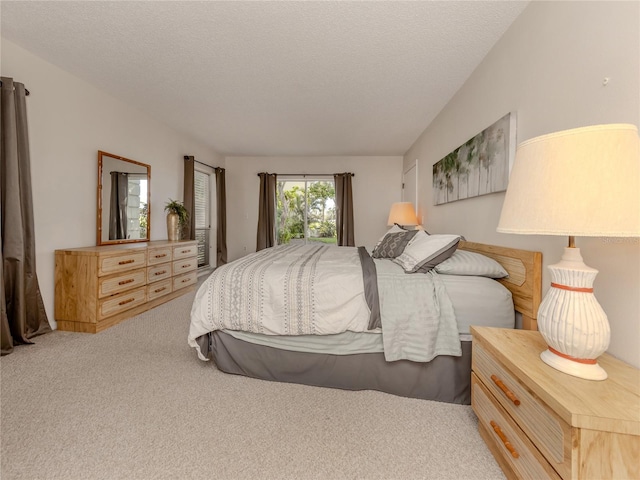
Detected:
left=491, top=374, right=521, bottom=406
left=490, top=420, right=519, bottom=459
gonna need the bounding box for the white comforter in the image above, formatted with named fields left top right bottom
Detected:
left=188, top=243, right=462, bottom=362
left=189, top=244, right=371, bottom=359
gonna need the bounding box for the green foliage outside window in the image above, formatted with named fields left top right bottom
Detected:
left=277, top=180, right=336, bottom=245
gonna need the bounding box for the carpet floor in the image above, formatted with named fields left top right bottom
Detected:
left=1, top=286, right=505, bottom=480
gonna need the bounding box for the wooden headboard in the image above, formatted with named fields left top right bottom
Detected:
left=459, top=241, right=542, bottom=331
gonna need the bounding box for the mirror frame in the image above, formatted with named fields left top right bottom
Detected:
left=97, top=150, right=151, bottom=246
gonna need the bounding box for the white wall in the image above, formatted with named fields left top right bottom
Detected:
left=404, top=1, right=640, bottom=367
left=1, top=38, right=223, bottom=329
left=225, top=156, right=403, bottom=262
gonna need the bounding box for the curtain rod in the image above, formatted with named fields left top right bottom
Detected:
left=0, top=80, right=30, bottom=96
left=256, top=173, right=355, bottom=177
left=183, top=156, right=221, bottom=170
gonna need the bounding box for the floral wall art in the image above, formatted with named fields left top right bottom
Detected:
left=433, top=112, right=516, bottom=205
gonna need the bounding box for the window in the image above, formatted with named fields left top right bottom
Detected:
left=276, top=178, right=336, bottom=245
left=194, top=170, right=210, bottom=268
left=126, top=174, right=147, bottom=240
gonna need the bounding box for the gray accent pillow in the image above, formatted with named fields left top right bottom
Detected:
left=372, top=230, right=418, bottom=258
left=393, top=231, right=461, bottom=273
left=372, top=224, right=406, bottom=252
left=434, top=250, right=508, bottom=278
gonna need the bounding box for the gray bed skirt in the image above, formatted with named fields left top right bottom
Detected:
left=198, top=331, right=472, bottom=405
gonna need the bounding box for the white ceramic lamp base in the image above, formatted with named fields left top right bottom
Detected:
left=537, top=247, right=610, bottom=381
left=540, top=348, right=608, bottom=381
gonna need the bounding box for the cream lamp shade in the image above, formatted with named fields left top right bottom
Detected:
left=387, top=202, right=419, bottom=227
left=497, top=123, right=640, bottom=380
left=498, top=124, right=639, bottom=236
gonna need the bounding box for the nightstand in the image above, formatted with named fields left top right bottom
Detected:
left=471, top=326, right=639, bottom=480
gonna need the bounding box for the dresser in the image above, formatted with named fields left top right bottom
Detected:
left=471, top=326, right=639, bottom=480
left=55, top=240, right=198, bottom=333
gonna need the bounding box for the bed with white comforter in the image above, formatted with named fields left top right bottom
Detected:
left=186, top=234, right=530, bottom=404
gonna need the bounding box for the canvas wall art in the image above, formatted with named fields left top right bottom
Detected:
left=433, top=112, right=516, bottom=205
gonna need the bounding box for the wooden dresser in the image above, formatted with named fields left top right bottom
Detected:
left=55, top=240, right=198, bottom=333
left=471, top=326, right=639, bottom=480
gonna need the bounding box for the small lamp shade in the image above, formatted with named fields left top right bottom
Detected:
left=387, top=202, right=419, bottom=227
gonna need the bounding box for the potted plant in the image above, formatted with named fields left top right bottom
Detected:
left=164, top=199, right=189, bottom=241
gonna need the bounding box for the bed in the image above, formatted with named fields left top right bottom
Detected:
left=188, top=238, right=542, bottom=405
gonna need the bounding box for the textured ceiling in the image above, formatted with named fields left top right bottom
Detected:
left=1, top=1, right=528, bottom=156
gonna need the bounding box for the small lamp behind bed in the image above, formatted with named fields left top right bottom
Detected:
left=388, top=202, right=420, bottom=229
left=497, top=124, right=640, bottom=381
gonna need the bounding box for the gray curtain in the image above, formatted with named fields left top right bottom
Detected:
left=1, top=77, right=51, bottom=355
left=108, top=171, right=128, bottom=240
left=182, top=156, right=196, bottom=240
left=256, top=172, right=277, bottom=251
left=334, top=173, right=355, bottom=246
left=215, top=168, right=227, bottom=265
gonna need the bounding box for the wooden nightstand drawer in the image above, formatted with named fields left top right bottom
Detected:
left=147, top=247, right=172, bottom=265
left=473, top=342, right=571, bottom=478
left=98, top=268, right=146, bottom=299
left=471, top=327, right=640, bottom=480
left=472, top=374, right=562, bottom=480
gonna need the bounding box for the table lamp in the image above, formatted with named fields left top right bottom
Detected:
left=388, top=202, right=419, bottom=228
left=497, top=124, right=640, bottom=380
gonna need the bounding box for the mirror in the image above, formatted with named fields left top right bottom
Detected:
left=97, top=150, right=151, bottom=245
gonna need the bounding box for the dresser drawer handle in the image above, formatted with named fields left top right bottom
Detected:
left=154, top=287, right=166, bottom=293
left=181, top=264, right=191, bottom=269
left=490, top=420, right=519, bottom=459
left=181, top=278, right=191, bottom=283
left=118, top=278, right=134, bottom=285
left=154, top=270, right=167, bottom=276
left=491, top=374, right=521, bottom=406
left=118, top=259, right=135, bottom=265
left=118, top=298, right=135, bottom=306
left=155, top=254, right=167, bottom=258
left=181, top=249, right=190, bottom=254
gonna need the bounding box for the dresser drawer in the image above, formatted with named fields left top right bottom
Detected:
left=173, top=257, right=197, bottom=276
left=147, top=264, right=172, bottom=283
left=173, top=271, right=197, bottom=290
left=98, top=286, right=146, bottom=320
left=473, top=342, right=572, bottom=478
left=472, top=374, right=562, bottom=480
left=98, top=268, right=146, bottom=299
left=147, top=278, right=172, bottom=301
left=99, top=251, right=146, bottom=276
left=173, top=243, right=197, bottom=260
left=147, top=247, right=172, bottom=265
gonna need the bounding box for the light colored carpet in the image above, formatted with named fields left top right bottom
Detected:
left=1, top=286, right=505, bottom=480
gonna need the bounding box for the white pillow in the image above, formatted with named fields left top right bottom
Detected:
left=435, top=250, right=509, bottom=278
left=393, top=231, right=461, bottom=273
